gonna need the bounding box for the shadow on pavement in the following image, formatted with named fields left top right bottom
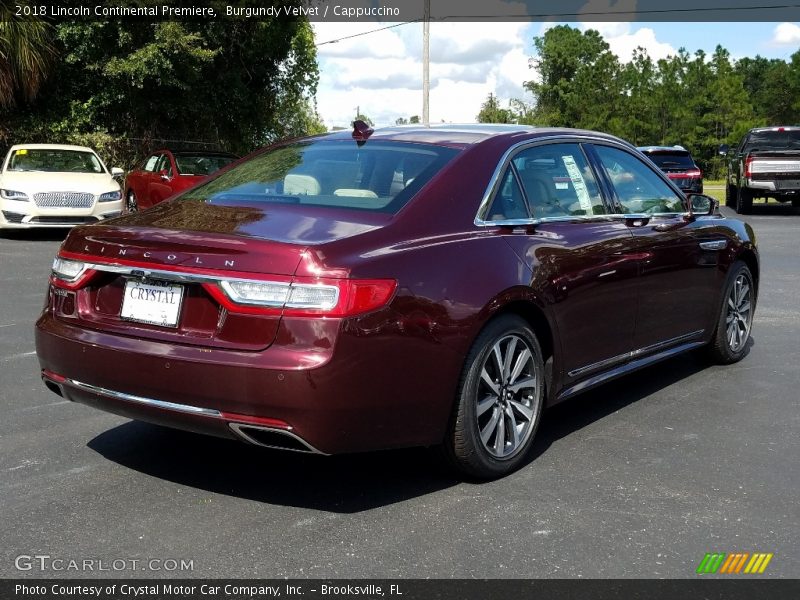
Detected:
left=0, top=229, right=70, bottom=242
left=87, top=346, right=748, bottom=511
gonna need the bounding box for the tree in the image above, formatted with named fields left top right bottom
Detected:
left=0, top=4, right=55, bottom=108
left=409, top=115, right=420, bottom=124
left=525, top=25, right=621, bottom=129
left=353, top=113, right=374, bottom=126
left=0, top=13, right=320, bottom=159
left=476, top=93, right=515, bottom=123
left=395, top=117, right=408, bottom=125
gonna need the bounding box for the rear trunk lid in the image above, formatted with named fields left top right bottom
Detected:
left=52, top=200, right=388, bottom=351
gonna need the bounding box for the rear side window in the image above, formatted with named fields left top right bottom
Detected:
left=512, top=143, right=606, bottom=218
left=645, top=151, right=695, bottom=170
left=181, top=140, right=459, bottom=214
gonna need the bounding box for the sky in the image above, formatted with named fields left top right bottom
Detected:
left=311, top=21, right=800, bottom=129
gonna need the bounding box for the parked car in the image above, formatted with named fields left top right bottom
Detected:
left=721, top=126, right=800, bottom=214
left=638, top=145, right=703, bottom=194
left=36, top=124, right=759, bottom=479
left=0, top=144, right=124, bottom=229
left=124, top=149, right=238, bottom=212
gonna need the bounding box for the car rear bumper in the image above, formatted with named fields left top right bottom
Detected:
left=35, top=310, right=463, bottom=454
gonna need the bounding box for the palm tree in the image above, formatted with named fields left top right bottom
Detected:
left=0, top=4, right=55, bottom=108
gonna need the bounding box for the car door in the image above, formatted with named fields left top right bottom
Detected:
left=147, top=153, right=174, bottom=206
left=131, top=154, right=160, bottom=208
left=590, top=143, right=724, bottom=352
left=484, top=141, right=642, bottom=387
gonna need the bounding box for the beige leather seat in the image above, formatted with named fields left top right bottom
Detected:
left=284, top=174, right=321, bottom=195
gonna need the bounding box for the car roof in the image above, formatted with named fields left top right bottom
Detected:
left=8, top=143, right=97, bottom=153
left=749, top=126, right=800, bottom=133
left=316, top=124, right=629, bottom=149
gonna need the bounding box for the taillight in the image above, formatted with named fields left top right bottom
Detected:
left=744, top=156, right=754, bottom=178
left=50, top=257, right=97, bottom=290
left=686, top=169, right=702, bottom=178
left=205, top=277, right=397, bottom=317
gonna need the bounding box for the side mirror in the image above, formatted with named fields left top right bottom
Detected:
left=111, top=167, right=124, bottom=178
left=718, top=144, right=729, bottom=156
left=687, top=193, right=718, bottom=217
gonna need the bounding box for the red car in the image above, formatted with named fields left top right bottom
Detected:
left=123, top=149, right=237, bottom=212
left=36, top=124, right=758, bottom=478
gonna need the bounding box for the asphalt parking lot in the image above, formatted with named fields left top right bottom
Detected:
left=1, top=204, right=798, bottom=579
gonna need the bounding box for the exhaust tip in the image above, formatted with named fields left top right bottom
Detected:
left=44, top=380, right=64, bottom=397
left=229, top=423, right=323, bottom=454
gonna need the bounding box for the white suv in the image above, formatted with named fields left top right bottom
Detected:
left=0, top=144, right=124, bottom=229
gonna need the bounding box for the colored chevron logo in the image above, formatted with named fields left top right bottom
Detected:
left=696, top=552, right=774, bottom=574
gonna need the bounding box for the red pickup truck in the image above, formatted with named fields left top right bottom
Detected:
left=722, top=126, right=800, bottom=214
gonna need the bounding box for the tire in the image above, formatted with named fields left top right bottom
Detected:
left=443, top=314, right=545, bottom=479
left=725, top=184, right=734, bottom=207
left=126, top=190, right=138, bottom=213
left=736, top=187, right=753, bottom=214
left=706, top=261, right=755, bottom=365
left=792, top=198, right=800, bottom=209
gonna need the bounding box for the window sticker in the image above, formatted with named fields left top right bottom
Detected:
left=16, top=149, right=28, bottom=155
left=561, top=154, right=593, bottom=213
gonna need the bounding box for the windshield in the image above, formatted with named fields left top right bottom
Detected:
left=645, top=151, right=695, bottom=170
left=6, top=148, right=104, bottom=173
left=181, top=140, right=460, bottom=214
left=745, top=130, right=800, bottom=151
left=175, top=154, right=236, bottom=176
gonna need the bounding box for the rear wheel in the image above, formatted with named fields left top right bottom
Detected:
left=736, top=187, right=753, bottom=214
left=126, top=190, right=138, bottom=213
left=706, top=261, right=755, bottom=364
left=444, top=315, right=545, bottom=479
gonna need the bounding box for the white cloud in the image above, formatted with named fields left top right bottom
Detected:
left=312, top=21, right=534, bottom=128
left=580, top=22, right=676, bottom=62
left=772, top=22, right=800, bottom=46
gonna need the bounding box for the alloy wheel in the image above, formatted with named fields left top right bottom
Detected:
left=726, top=273, right=753, bottom=352
left=476, top=334, right=539, bottom=459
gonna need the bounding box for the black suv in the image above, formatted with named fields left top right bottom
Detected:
left=638, top=146, right=703, bottom=194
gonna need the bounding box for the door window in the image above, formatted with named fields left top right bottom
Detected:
left=594, top=145, right=684, bottom=214
left=142, top=155, right=160, bottom=172
left=512, top=144, right=606, bottom=218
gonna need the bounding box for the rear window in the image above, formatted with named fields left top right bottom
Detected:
left=644, top=151, right=695, bottom=170
left=745, top=130, right=800, bottom=151
left=180, top=140, right=459, bottom=214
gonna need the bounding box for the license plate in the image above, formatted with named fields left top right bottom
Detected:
left=120, top=279, right=184, bottom=328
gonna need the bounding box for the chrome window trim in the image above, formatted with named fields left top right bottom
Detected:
left=474, top=134, right=634, bottom=226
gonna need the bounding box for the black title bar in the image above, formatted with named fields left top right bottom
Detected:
left=7, top=0, right=800, bottom=22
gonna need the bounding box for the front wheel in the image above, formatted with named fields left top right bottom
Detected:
left=443, top=315, right=545, bottom=479
left=126, top=190, right=138, bottom=213
left=706, top=261, right=755, bottom=364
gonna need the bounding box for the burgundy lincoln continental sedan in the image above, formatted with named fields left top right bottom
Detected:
left=35, top=124, right=758, bottom=478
